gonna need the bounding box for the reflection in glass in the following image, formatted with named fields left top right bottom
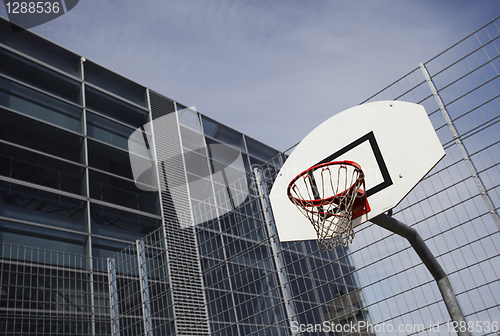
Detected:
left=91, top=237, right=132, bottom=271
left=0, top=48, right=82, bottom=103
left=0, top=18, right=81, bottom=76
left=0, top=142, right=85, bottom=195
left=87, top=112, right=134, bottom=151
left=90, top=203, right=161, bottom=242
left=0, top=180, right=86, bottom=232
left=85, top=86, right=148, bottom=128
left=0, top=76, right=82, bottom=133
left=89, top=169, right=160, bottom=215
left=202, top=116, right=245, bottom=151
left=0, top=108, right=84, bottom=163
left=0, top=220, right=85, bottom=258
left=205, top=138, right=244, bottom=168
left=84, top=61, right=147, bottom=108
left=87, top=139, right=134, bottom=181
left=245, top=136, right=279, bottom=162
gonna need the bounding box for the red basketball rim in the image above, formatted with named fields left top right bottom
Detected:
left=287, top=160, right=371, bottom=219
left=287, top=160, right=364, bottom=207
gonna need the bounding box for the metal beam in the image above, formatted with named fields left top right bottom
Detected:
left=370, top=214, right=471, bottom=336
left=107, top=257, right=120, bottom=336
left=137, top=240, right=153, bottom=336
left=254, top=168, right=298, bottom=334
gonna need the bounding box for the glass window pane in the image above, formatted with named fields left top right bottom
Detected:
left=187, top=173, right=213, bottom=202
left=248, top=156, right=265, bottom=170
left=0, top=76, right=83, bottom=133
left=0, top=180, right=87, bottom=232
left=184, top=151, right=211, bottom=178
left=242, top=153, right=252, bottom=173
left=85, top=86, right=149, bottom=128
left=178, top=107, right=203, bottom=132
left=210, top=155, right=248, bottom=176
left=180, top=125, right=205, bottom=151
left=210, top=165, right=247, bottom=191
left=0, top=220, right=86, bottom=264
left=89, top=169, right=160, bottom=215
left=0, top=48, right=82, bottom=103
left=91, top=237, right=134, bottom=271
left=86, top=112, right=134, bottom=151
left=245, top=136, right=279, bottom=162
left=90, top=203, right=161, bottom=242
left=201, top=116, right=245, bottom=151
left=84, top=61, right=147, bottom=108
left=91, top=237, right=130, bottom=258
left=0, top=142, right=85, bottom=195
left=205, top=138, right=244, bottom=167
left=87, top=139, right=134, bottom=181
left=0, top=108, right=84, bottom=163
left=0, top=19, right=81, bottom=76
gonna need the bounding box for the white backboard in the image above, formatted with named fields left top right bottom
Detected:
left=269, top=101, right=445, bottom=242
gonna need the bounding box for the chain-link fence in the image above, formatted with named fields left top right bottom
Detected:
left=0, top=243, right=110, bottom=335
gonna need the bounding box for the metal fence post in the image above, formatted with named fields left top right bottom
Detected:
left=107, top=257, right=120, bottom=336
left=137, top=240, right=153, bottom=336
left=419, top=63, right=500, bottom=232
left=370, top=214, right=471, bottom=336
left=254, top=167, right=298, bottom=334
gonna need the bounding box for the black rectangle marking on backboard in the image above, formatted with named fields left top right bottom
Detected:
left=316, top=131, right=392, bottom=197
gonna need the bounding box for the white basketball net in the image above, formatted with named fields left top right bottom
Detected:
left=288, top=163, right=365, bottom=251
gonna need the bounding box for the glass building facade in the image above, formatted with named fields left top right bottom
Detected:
left=0, top=17, right=371, bottom=336
left=1, top=14, right=499, bottom=336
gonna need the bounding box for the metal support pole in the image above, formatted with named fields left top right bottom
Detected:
left=370, top=214, right=471, bottom=336
left=136, top=240, right=153, bottom=336
left=254, top=168, right=298, bottom=334
left=107, top=257, right=120, bottom=336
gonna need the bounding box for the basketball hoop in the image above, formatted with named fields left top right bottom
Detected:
left=287, top=161, right=370, bottom=251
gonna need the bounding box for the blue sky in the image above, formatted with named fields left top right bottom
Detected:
left=1, top=1, right=499, bottom=150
